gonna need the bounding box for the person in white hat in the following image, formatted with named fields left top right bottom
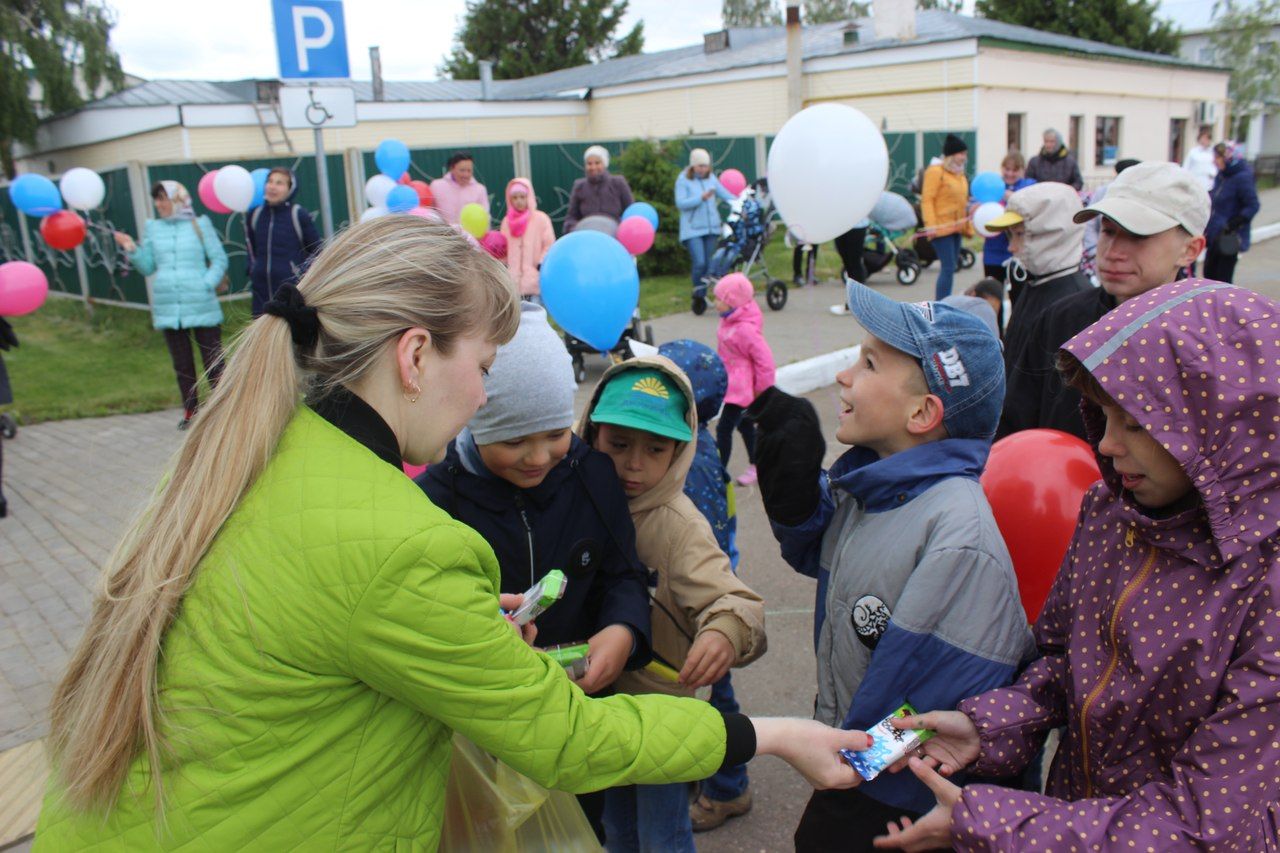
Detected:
left=996, top=161, right=1208, bottom=441
left=564, top=144, right=635, bottom=233
left=676, top=148, right=737, bottom=313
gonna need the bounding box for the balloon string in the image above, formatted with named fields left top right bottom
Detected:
left=913, top=217, right=973, bottom=238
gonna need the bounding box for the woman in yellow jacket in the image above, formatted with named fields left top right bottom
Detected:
left=920, top=134, right=973, bottom=300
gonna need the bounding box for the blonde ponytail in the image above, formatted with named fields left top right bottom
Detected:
left=48, top=217, right=519, bottom=812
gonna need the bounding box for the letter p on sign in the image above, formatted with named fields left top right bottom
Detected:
left=273, top=0, right=350, bottom=79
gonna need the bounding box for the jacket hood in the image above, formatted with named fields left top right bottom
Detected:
left=720, top=297, right=763, bottom=332
left=1062, top=279, right=1280, bottom=565
left=505, top=177, right=538, bottom=212
left=267, top=168, right=300, bottom=205
left=658, top=340, right=727, bottom=425
left=576, top=354, right=699, bottom=515
left=830, top=438, right=989, bottom=512
left=1008, top=182, right=1084, bottom=276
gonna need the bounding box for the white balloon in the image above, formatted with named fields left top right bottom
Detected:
left=360, top=205, right=388, bottom=222
left=767, top=104, right=888, bottom=244
left=365, top=175, right=396, bottom=208
left=972, top=201, right=1006, bottom=238
left=59, top=167, right=106, bottom=211
left=212, top=165, right=255, bottom=213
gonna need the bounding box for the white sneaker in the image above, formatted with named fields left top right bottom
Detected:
left=829, top=304, right=849, bottom=315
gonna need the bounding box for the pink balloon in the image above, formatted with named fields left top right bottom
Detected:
left=198, top=170, right=231, bottom=214
left=720, top=168, right=747, bottom=196
left=617, top=216, right=655, bottom=256
left=407, top=206, right=440, bottom=221
left=0, top=261, right=50, bottom=316
left=480, top=230, right=507, bottom=260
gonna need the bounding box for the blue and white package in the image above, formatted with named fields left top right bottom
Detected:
left=839, top=702, right=934, bottom=781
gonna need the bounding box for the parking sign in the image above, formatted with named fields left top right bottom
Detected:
left=273, top=0, right=350, bottom=79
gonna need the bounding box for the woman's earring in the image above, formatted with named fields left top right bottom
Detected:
left=404, top=383, right=421, bottom=404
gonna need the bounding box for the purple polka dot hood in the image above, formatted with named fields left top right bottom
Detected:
left=952, top=280, right=1280, bottom=849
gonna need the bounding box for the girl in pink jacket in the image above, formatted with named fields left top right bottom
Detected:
left=713, top=273, right=776, bottom=486
left=499, top=178, right=555, bottom=301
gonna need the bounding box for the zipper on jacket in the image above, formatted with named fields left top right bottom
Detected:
left=1079, top=524, right=1156, bottom=797
left=513, top=493, right=535, bottom=585
left=265, top=209, right=276, bottom=297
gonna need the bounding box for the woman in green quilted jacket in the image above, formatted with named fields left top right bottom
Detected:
left=36, top=217, right=869, bottom=850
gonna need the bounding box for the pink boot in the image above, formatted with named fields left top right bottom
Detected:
left=736, top=464, right=758, bottom=486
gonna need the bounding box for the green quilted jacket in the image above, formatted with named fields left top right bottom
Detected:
left=35, top=406, right=727, bottom=850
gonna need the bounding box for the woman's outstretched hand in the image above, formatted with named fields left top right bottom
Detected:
left=113, top=231, right=137, bottom=253
left=751, top=718, right=872, bottom=790
left=887, top=710, right=980, bottom=777
left=873, top=758, right=960, bottom=851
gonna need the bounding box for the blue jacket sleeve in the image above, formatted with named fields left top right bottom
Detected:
left=128, top=221, right=157, bottom=276
left=194, top=216, right=228, bottom=288
left=769, top=470, right=835, bottom=580
left=674, top=176, right=703, bottom=212
left=298, top=206, right=323, bottom=258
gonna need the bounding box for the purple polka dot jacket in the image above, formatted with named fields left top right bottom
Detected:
left=954, top=280, right=1280, bottom=849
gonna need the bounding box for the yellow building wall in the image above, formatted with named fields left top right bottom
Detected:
left=976, top=47, right=1229, bottom=188
left=36, top=126, right=186, bottom=173
left=588, top=77, right=789, bottom=138
left=805, top=57, right=977, bottom=131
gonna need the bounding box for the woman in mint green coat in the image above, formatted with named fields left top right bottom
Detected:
left=114, top=180, right=228, bottom=430
left=37, top=217, right=869, bottom=851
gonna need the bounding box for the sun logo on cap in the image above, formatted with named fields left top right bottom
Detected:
left=632, top=376, right=669, bottom=398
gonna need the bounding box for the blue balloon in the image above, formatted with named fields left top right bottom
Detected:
left=10, top=174, right=62, bottom=217
left=621, top=201, right=659, bottom=230
left=375, top=139, right=411, bottom=179
left=541, top=230, right=639, bottom=352
left=386, top=184, right=418, bottom=213
left=248, top=168, right=270, bottom=210
left=971, top=171, right=1005, bottom=204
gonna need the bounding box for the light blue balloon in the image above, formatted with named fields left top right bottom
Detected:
left=622, top=201, right=659, bottom=230
left=248, top=168, right=270, bottom=210
left=541, top=230, right=639, bottom=352
left=970, top=171, right=1005, bottom=204
left=10, top=174, right=62, bottom=217
left=385, top=184, right=418, bottom=213
left=375, top=139, right=411, bottom=179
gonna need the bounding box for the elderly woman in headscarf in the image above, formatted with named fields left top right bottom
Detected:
left=1205, top=140, right=1260, bottom=284
left=563, top=144, right=635, bottom=233
left=113, top=180, right=229, bottom=430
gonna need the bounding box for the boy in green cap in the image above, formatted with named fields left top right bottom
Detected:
left=578, top=356, right=768, bottom=851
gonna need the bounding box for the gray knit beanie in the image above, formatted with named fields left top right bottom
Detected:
left=468, top=302, right=576, bottom=444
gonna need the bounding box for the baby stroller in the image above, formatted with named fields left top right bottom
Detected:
left=564, top=312, right=655, bottom=384
left=696, top=180, right=789, bottom=314
left=862, top=222, right=922, bottom=285
left=909, top=201, right=976, bottom=272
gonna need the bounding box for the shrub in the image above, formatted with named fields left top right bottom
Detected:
left=615, top=137, right=686, bottom=277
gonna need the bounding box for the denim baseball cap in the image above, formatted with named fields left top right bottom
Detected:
left=591, top=368, right=693, bottom=442
left=846, top=280, right=1005, bottom=441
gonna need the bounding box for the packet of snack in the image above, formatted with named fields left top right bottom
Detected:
left=544, top=642, right=591, bottom=679
left=839, top=702, right=934, bottom=781
left=509, top=570, right=568, bottom=626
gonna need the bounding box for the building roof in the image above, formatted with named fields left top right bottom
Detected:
left=88, top=10, right=1218, bottom=112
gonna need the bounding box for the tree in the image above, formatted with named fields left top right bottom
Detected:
left=0, top=0, right=124, bottom=177
left=803, top=0, right=869, bottom=24
left=613, top=138, right=684, bottom=276
left=1209, top=0, right=1280, bottom=139
left=974, top=0, right=1179, bottom=55
left=917, top=0, right=963, bottom=11
left=439, top=0, right=644, bottom=80
left=723, top=0, right=782, bottom=27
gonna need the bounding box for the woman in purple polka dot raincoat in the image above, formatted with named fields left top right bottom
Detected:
left=876, top=280, right=1280, bottom=851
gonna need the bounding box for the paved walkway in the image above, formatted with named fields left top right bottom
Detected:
left=3, top=195, right=1280, bottom=848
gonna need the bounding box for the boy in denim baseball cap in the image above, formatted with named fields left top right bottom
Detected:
left=749, top=281, right=1033, bottom=850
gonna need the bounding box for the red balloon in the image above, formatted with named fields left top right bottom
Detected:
left=980, top=429, right=1101, bottom=623
left=397, top=172, right=412, bottom=185
left=409, top=180, right=434, bottom=208
left=40, top=210, right=87, bottom=251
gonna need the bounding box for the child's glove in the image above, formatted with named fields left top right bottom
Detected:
left=747, top=387, right=825, bottom=526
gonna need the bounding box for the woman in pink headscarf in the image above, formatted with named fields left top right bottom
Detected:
left=499, top=178, right=555, bottom=303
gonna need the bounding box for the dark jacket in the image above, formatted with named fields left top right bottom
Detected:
left=998, top=270, right=1092, bottom=438
left=1207, top=158, right=1260, bottom=252
left=1026, top=146, right=1083, bottom=190
left=0, top=318, right=14, bottom=406
left=245, top=172, right=322, bottom=316
left=998, top=284, right=1115, bottom=440
left=563, top=173, right=634, bottom=233
left=418, top=434, right=652, bottom=667
left=658, top=339, right=737, bottom=565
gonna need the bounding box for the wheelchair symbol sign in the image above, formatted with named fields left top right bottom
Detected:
left=279, top=85, right=357, bottom=129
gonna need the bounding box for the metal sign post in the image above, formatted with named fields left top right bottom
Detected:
left=279, top=85, right=357, bottom=240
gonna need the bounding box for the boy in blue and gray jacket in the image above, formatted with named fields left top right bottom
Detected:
left=748, top=281, right=1034, bottom=850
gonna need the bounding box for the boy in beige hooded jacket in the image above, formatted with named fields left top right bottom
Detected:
left=578, top=354, right=766, bottom=851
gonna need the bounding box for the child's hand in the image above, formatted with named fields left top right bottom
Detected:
left=886, top=710, right=980, bottom=777
left=499, top=593, right=538, bottom=647
left=679, top=630, right=735, bottom=689
left=873, top=758, right=961, bottom=850
left=574, top=624, right=633, bottom=694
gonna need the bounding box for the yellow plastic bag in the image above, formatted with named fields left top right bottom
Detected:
left=440, top=734, right=602, bottom=853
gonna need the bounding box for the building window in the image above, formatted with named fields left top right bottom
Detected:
left=1068, top=115, right=1083, bottom=158
left=1007, top=113, right=1024, bottom=153
left=1096, top=116, right=1121, bottom=166
left=1198, top=45, right=1216, bottom=63
left=1170, top=118, right=1187, bottom=164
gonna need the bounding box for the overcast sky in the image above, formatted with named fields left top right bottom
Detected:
left=106, top=0, right=1215, bottom=82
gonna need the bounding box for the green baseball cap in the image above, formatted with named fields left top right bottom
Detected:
left=591, top=368, right=692, bottom=442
